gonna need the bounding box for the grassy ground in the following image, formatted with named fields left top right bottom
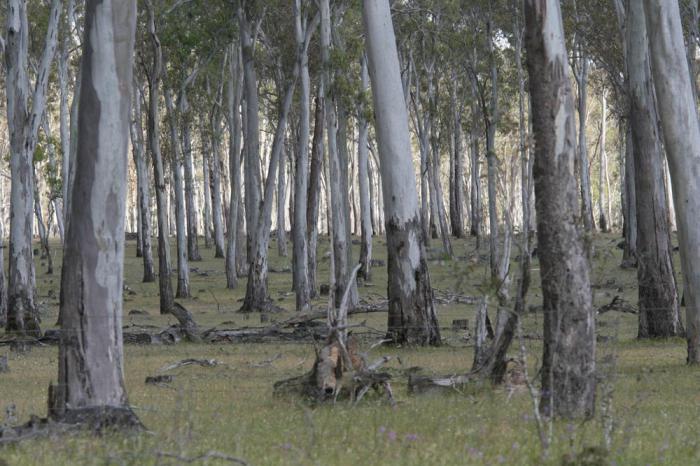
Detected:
left=1, top=233, right=700, bottom=465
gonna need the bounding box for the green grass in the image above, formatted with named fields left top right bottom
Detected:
left=1, top=233, right=699, bottom=465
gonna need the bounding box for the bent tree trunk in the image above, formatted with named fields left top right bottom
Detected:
left=363, top=0, right=441, bottom=346
left=524, top=0, right=596, bottom=418
left=626, top=0, right=682, bottom=338
left=644, top=0, right=700, bottom=363
left=51, top=0, right=140, bottom=427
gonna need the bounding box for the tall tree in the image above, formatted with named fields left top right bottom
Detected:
left=5, top=0, right=62, bottom=335
left=292, top=0, right=313, bottom=311
left=524, top=0, right=596, bottom=418
left=625, top=0, right=682, bottom=338
left=644, top=0, right=700, bottom=363
left=363, top=0, right=441, bottom=346
left=144, top=0, right=175, bottom=315
left=50, top=0, right=141, bottom=428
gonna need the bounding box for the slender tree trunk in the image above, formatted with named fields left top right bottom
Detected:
left=209, top=105, right=226, bottom=259
left=450, top=77, right=465, bottom=239
left=239, top=5, right=261, bottom=261
left=469, top=78, right=482, bottom=244
left=145, top=3, right=174, bottom=315
left=51, top=0, right=141, bottom=427
left=626, top=0, right=682, bottom=338
left=165, top=90, right=190, bottom=299
left=293, top=0, right=312, bottom=310
left=485, top=18, right=500, bottom=282
left=277, top=142, right=288, bottom=257
left=321, top=0, right=353, bottom=309
left=5, top=0, right=62, bottom=336
left=576, top=52, right=595, bottom=233
left=307, top=89, right=324, bottom=298
left=644, top=0, right=700, bottom=363
left=130, top=83, right=155, bottom=282
left=524, top=0, right=596, bottom=418
left=363, top=0, right=441, bottom=346
left=202, top=142, right=213, bottom=249
left=240, top=66, right=300, bottom=313
left=226, top=44, right=243, bottom=290
left=358, top=54, right=373, bottom=282
left=621, top=122, right=638, bottom=267
left=181, top=96, right=201, bottom=262
left=58, top=0, right=75, bottom=233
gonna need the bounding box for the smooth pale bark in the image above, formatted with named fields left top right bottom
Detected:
left=626, top=0, right=682, bottom=338
left=621, top=123, right=638, bottom=267
left=130, top=83, right=155, bottom=282
left=307, top=89, right=325, bottom=298
left=363, top=0, right=441, bottom=346
left=449, top=76, right=465, bottom=239
left=226, top=44, right=243, bottom=290
left=58, top=0, right=75, bottom=231
left=358, top=55, right=373, bottom=282
left=469, top=77, right=482, bottom=243
left=240, top=68, right=300, bottom=313
left=292, top=0, right=312, bottom=310
left=51, top=0, right=140, bottom=426
left=598, top=93, right=610, bottom=233
left=427, top=69, right=453, bottom=257
left=0, top=178, right=6, bottom=327
left=485, top=18, right=500, bottom=280
left=644, top=0, right=700, bottom=363
left=239, top=5, right=261, bottom=260
left=145, top=2, right=174, bottom=315
left=165, top=90, right=190, bottom=299
left=209, top=110, right=226, bottom=259
left=524, top=0, right=596, bottom=418
left=5, top=0, right=62, bottom=335
left=321, top=0, right=354, bottom=308
left=202, top=141, right=213, bottom=249
left=32, top=167, right=52, bottom=274
left=277, top=143, right=288, bottom=257
left=181, top=95, right=201, bottom=262
left=575, top=52, right=595, bottom=233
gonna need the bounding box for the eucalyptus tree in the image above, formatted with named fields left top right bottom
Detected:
left=320, top=0, right=357, bottom=308
left=357, top=54, right=373, bottom=281
left=129, top=81, right=156, bottom=282
left=291, top=0, right=316, bottom=310
left=5, top=0, right=62, bottom=335
left=524, top=0, right=596, bottom=418
left=142, top=0, right=175, bottom=315
left=50, top=0, right=141, bottom=428
left=240, top=1, right=315, bottom=312
left=307, top=88, right=325, bottom=297
left=363, top=0, right=441, bottom=345
left=644, top=0, right=700, bottom=363
left=226, top=43, right=243, bottom=290
left=624, top=0, right=682, bottom=338
left=238, top=1, right=263, bottom=261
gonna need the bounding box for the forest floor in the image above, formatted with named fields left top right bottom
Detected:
left=1, top=233, right=699, bottom=465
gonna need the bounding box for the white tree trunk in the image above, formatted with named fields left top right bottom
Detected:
left=5, top=0, right=62, bottom=335
left=51, top=0, right=140, bottom=427
left=644, top=0, right=700, bottom=363
left=363, top=0, right=440, bottom=345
